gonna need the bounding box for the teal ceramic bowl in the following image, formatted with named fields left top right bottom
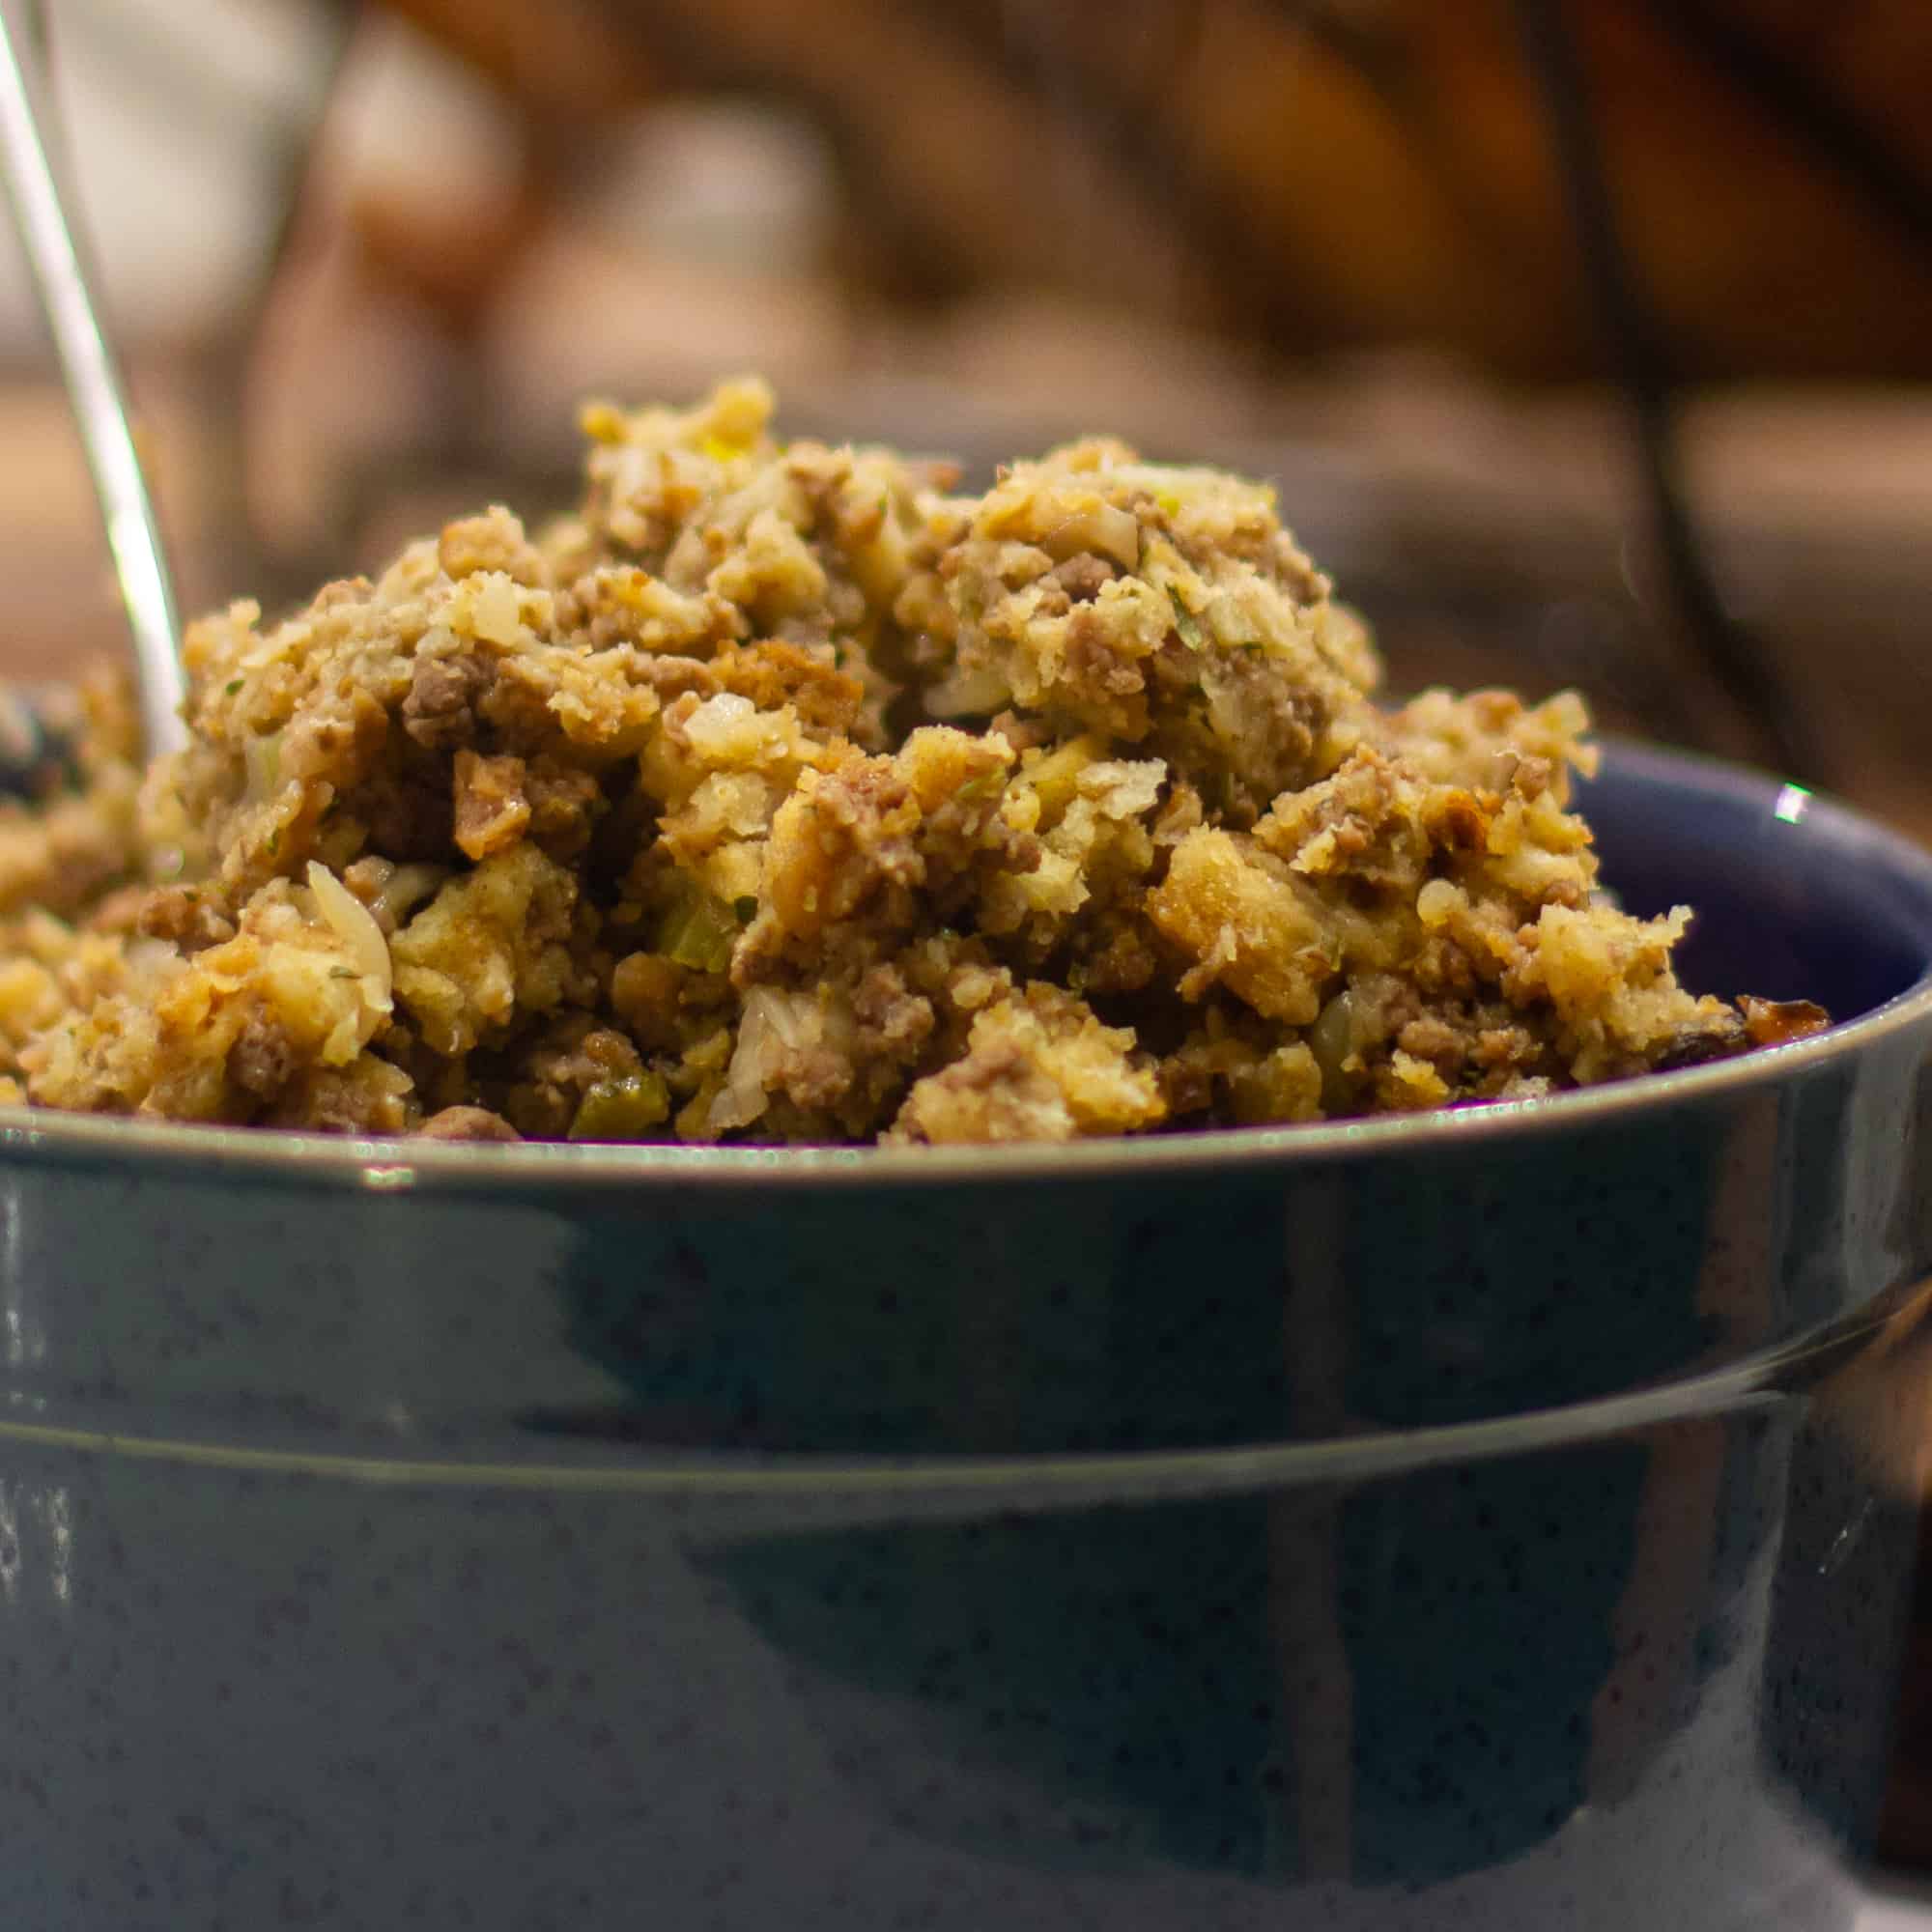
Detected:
left=0, top=742, right=1927, bottom=1931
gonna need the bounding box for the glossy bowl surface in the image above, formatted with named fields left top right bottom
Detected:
left=0, top=742, right=1928, bottom=1931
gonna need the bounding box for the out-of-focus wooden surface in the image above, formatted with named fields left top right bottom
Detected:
left=375, top=0, right=1932, bottom=383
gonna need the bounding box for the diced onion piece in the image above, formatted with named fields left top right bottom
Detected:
left=243, top=730, right=283, bottom=806
left=710, top=987, right=819, bottom=1133
left=1035, top=500, right=1140, bottom=569
left=924, top=664, right=1012, bottom=719
left=372, top=863, right=449, bottom=932
left=308, top=860, right=393, bottom=1008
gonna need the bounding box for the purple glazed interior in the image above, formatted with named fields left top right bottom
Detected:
left=1577, top=743, right=1932, bottom=1029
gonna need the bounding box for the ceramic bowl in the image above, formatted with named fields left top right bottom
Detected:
left=0, top=741, right=1928, bottom=1931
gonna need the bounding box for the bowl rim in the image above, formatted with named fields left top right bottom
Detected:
left=2, top=739, right=1927, bottom=1196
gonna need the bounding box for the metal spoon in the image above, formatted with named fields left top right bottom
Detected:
left=0, top=0, right=186, bottom=758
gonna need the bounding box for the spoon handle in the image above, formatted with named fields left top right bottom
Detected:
left=0, top=0, right=186, bottom=757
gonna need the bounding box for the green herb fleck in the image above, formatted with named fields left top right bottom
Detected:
left=224, top=678, right=243, bottom=696
left=569, top=1071, right=671, bottom=1143
left=955, top=769, right=1004, bottom=805
left=1167, top=586, right=1207, bottom=651
left=328, top=967, right=357, bottom=980
left=732, top=895, right=758, bottom=924
left=657, top=888, right=739, bottom=974
left=266, top=829, right=281, bottom=856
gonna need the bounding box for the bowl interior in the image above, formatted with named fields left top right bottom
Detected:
left=1578, top=745, right=1932, bottom=1021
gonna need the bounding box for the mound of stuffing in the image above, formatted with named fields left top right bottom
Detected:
left=0, top=380, right=1822, bottom=1144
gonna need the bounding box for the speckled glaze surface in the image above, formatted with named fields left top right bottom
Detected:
left=0, top=743, right=1929, bottom=1931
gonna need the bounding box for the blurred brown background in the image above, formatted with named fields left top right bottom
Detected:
left=4, top=0, right=1927, bottom=833
left=4, top=0, right=1931, bottom=1872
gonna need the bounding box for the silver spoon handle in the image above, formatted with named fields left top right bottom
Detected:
left=0, top=0, right=185, bottom=758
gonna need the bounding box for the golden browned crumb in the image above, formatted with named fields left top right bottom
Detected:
left=0, top=379, right=1788, bottom=1144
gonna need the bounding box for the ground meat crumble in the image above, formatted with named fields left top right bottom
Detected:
left=0, top=378, right=1826, bottom=1145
